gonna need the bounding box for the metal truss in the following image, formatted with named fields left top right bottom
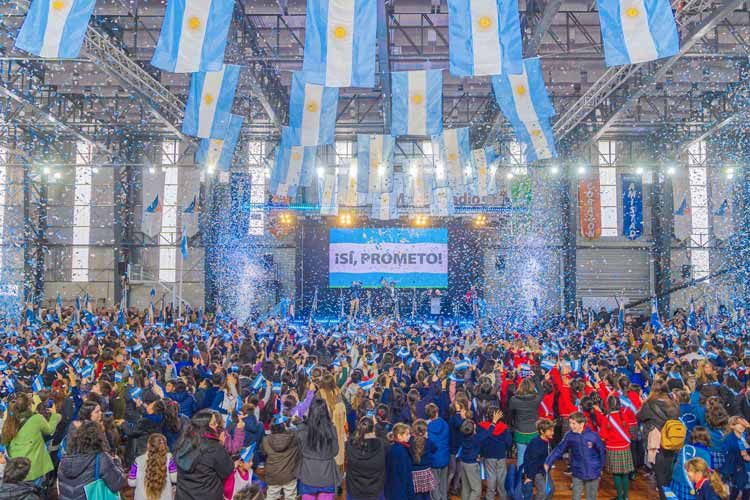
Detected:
left=553, top=0, right=736, bottom=143
left=21, top=157, right=47, bottom=306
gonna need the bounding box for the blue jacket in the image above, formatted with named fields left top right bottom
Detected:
left=721, top=432, right=750, bottom=490
left=457, top=431, right=483, bottom=464
left=672, top=444, right=711, bottom=491
left=427, top=418, right=450, bottom=468
left=448, top=415, right=464, bottom=455
left=524, top=436, right=551, bottom=479
left=167, top=390, right=197, bottom=419
left=695, top=480, right=725, bottom=500
left=546, top=429, right=606, bottom=481
left=478, top=422, right=512, bottom=460
left=385, top=442, right=415, bottom=500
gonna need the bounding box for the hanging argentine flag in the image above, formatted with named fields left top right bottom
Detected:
left=15, top=0, right=96, bottom=59
left=406, top=166, right=433, bottom=207
left=491, top=58, right=555, bottom=124
left=391, top=70, right=443, bottom=137
left=688, top=297, right=698, bottom=330
left=651, top=297, right=663, bottom=333
left=471, top=147, right=500, bottom=197
left=302, top=0, right=377, bottom=87
left=182, top=195, right=201, bottom=238
left=180, top=231, right=189, bottom=260
left=151, top=0, right=234, bottom=73
left=288, top=72, right=339, bottom=146
left=435, top=128, right=471, bottom=190
left=446, top=0, right=523, bottom=76
left=195, top=113, right=244, bottom=171
left=597, top=0, right=679, bottom=67
left=356, top=134, right=395, bottom=195
left=511, top=119, right=557, bottom=163
left=431, top=186, right=455, bottom=216
left=338, top=160, right=367, bottom=207
left=319, top=170, right=339, bottom=216
left=182, top=64, right=241, bottom=139
left=371, top=192, right=399, bottom=221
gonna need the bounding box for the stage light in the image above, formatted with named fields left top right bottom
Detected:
left=42, top=166, right=51, bottom=175
left=506, top=171, right=514, bottom=179
left=636, top=166, right=644, bottom=175
left=666, top=166, right=676, bottom=175
left=149, top=167, right=156, bottom=174
left=279, top=212, right=294, bottom=225
left=316, top=167, right=325, bottom=178
left=206, top=164, right=216, bottom=175
left=726, top=167, right=735, bottom=179
left=577, top=165, right=587, bottom=175
left=550, top=165, right=559, bottom=175
left=413, top=214, right=428, bottom=226
left=474, top=214, right=487, bottom=227
left=53, top=172, right=62, bottom=180
left=377, top=164, right=385, bottom=177
left=92, top=167, right=99, bottom=174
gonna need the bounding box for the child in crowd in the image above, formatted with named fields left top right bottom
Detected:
left=525, top=418, right=556, bottom=500
left=685, top=457, right=729, bottom=500
left=128, top=433, right=177, bottom=500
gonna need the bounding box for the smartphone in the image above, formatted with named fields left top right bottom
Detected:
left=104, top=411, right=113, bottom=419
left=47, top=399, right=54, bottom=409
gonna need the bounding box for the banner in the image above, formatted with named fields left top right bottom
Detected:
left=329, top=228, right=448, bottom=288
left=621, top=173, right=643, bottom=240
left=578, top=171, right=601, bottom=240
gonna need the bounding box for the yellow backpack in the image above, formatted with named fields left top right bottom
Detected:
left=661, top=419, right=687, bottom=451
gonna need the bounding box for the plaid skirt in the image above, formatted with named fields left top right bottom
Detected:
left=668, top=480, right=696, bottom=500
left=606, top=448, right=635, bottom=475
left=412, top=468, right=437, bottom=493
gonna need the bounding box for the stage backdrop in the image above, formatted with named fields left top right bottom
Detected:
left=329, top=228, right=448, bottom=288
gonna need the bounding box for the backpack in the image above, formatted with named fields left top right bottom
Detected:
left=505, top=463, right=533, bottom=500
left=661, top=419, right=687, bottom=451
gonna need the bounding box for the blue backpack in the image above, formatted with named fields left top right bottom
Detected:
left=505, top=463, right=534, bottom=500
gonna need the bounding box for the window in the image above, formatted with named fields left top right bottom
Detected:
left=598, top=141, right=617, bottom=237
left=159, top=141, right=179, bottom=283
left=72, top=142, right=93, bottom=281
left=335, top=141, right=353, bottom=164
left=248, top=141, right=266, bottom=236
left=0, top=145, right=6, bottom=272
left=688, top=141, right=709, bottom=281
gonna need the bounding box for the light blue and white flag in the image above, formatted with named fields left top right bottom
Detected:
left=141, top=166, right=165, bottom=238
left=688, top=297, right=698, bottom=330
left=356, top=134, right=395, bottom=195
left=289, top=72, right=339, bottom=146
left=597, top=0, right=679, bottom=67
left=651, top=296, right=663, bottom=333
left=405, top=165, right=434, bottom=207
left=431, top=186, right=455, bottom=216
left=471, top=147, right=500, bottom=197
left=435, top=128, right=471, bottom=190
left=195, top=113, right=244, bottom=171
left=151, top=0, right=235, bottom=73
left=511, top=119, right=557, bottom=163
left=302, top=0, right=377, bottom=87
left=446, top=0, right=523, bottom=76
left=180, top=231, right=189, bottom=260
left=338, top=160, right=367, bottom=206
left=182, top=64, right=241, bottom=138
left=319, top=170, right=339, bottom=216
left=274, top=147, right=307, bottom=198
left=32, top=375, right=44, bottom=393
left=391, top=70, right=443, bottom=137
left=182, top=194, right=201, bottom=237
left=15, top=0, right=96, bottom=59
left=371, top=192, right=399, bottom=221
left=55, top=292, right=63, bottom=322
left=491, top=57, right=555, bottom=126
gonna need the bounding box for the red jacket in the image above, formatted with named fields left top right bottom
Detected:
left=538, top=392, right=555, bottom=419
left=595, top=409, right=635, bottom=450
left=550, top=367, right=577, bottom=418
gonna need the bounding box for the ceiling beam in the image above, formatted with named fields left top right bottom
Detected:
left=584, top=0, right=744, bottom=146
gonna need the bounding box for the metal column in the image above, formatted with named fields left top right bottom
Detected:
left=113, top=141, right=136, bottom=305
left=560, top=164, right=577, bottom=314
left=651, top=166, right=674, bottom=314
left=733, top=161, right=750, bottom=308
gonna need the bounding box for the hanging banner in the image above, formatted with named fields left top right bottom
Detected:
left=578, top=171, right=601, bottom=240
left=621, top=173, right=643, bottom=240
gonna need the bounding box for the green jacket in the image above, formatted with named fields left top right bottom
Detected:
left=9, top=413, right=62, bottom=480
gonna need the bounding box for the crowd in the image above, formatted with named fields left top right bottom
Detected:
left=0, top=297, right=745, bottom=500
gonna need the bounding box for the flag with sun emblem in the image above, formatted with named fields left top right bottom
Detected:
left=182, top=64, right=241, bottom=138
left=195, top=113, right=244, bottom=171
left=151, top=0, right=235, bottom=73
left=491, top=57, right=556, bottom=162
left=446, top=0, right=523, bottom=76
left=391, top=70, right=443, bottom=137
left=434, top=128, right=471, bottom=191
left=302, top=0, right=377, bottom=87
left=597, top=0, right=679, bottom=67
left=15, top=0, right=96, bottom=58
left=288, top=72, right=339, bottom=146
left=356, top=134, right=395, bottom=195
left=272, top=145, right=317, bottom=198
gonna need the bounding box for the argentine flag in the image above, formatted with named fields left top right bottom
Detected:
left=182, top=64, right=241, bottom=138
left=491, top=58, right=555, bottom=125
left=151, top=0, right=235, bottom=73
left=289, top=72, right=339, bottom=146
left=435, top=128, right=471, bottom=191
left=391, top=70, right=443, bottom=137
left=597, top=0, right=679, bottom=67
left=688, top=297, right=698, bottom=330
left=356, top=134, right=395, bottom=195
left=431, top=186, right=455, bottom=216
left=447, top=0, right=523, bottom=76
left=471, top=147, right=500, bottom=197
left=302, top=0, right=377, bottom=87
left=371, top=192, right=399, bottom=221
left=651, top=297, right=663, bottom=333
left=319, top=170, right=339, bottom=216
left=338, top=160, right=367, bottom=207
left=15, top=0, right=96, bottom=59
left=274, top=147, right=310, bottom=198
left=195, top=113, right=244, bottom=171
left=406, top=166, right=434, bottom=207
left=512, top=119, right=557, bottom=163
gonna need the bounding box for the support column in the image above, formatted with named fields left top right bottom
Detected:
left=733, top=161, right=750, bottom=308
left=22, top=156, right=47, bottom=307
left=376, top=0, right=392, bottom=133
left=560, top=163, right=576, bottom=315
left=204, top=177, right=231, bottom=312
left=114, top=139, right=135, bottom=305
left=651, top=165, right=674, bottom=315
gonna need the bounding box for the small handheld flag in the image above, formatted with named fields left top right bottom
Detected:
left=240, top=443, right=256, bottom=463
left=129, top=387, right=143, bottom=400
left=359, top=378, right=375, bottom=391
left=32, top=375, right=44, bottom=393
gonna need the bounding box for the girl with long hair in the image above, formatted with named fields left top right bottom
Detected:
left=385, top=423, right=415, bottom=500
left=128, top=433, right=177, bottom=500
left=345, top=416, right=386, bottom=500
left=596, top=395, right=636, bottom=500
left=318, top=372, right=347, bottom=468
left=2, top=392, right=62, bottom=482
left=410, top=419, right=437, bottom=500
left=685, top=457, right=729, bottom=500
left=297, top=398, right=342, bottom=499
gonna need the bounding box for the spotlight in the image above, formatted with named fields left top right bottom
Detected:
left=148, top=167, right=156, bottom=174
left=464, top=166, right=472, bottom=177
left=726, top=167, right=735, bottom=179
left=338, top=212, right=354, bottom=226
left=506, top=171, right=514, bottom=179
left=316, top=167, right=325, bottom=178
left=53, top=172, right=62, bottom=179
left=42, top=166, right=51, bottom=175
left=279, top=212, right=294, bottom=225
left=577, top=165, right=587, bottom=175
left=206, top=164, right=215, bottom=174
left=550, top=165, right=559, bottom=175
left=413, top=214, right=428, bottom=227
left=474, top=214, right=487, bottom=227
left=92, top=167, right=99, bottom=174
left=666, top=166, right=676, bottom=175
left=636, top=166, right=644, bottom=175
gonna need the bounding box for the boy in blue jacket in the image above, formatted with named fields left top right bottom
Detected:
left=479, top=408, right=512, bottom=500
left=545, top=412, right=606, bottom=500
left=525, top=418, right=556, bottom=500
left=458, top=418, right=486, bottom=500
left=426, top=403, right=450, bottom=500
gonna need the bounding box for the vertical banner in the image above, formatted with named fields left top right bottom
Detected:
left=578, top=171, right=601, bottom=240
left=621, top=173, right=643, bottom=240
